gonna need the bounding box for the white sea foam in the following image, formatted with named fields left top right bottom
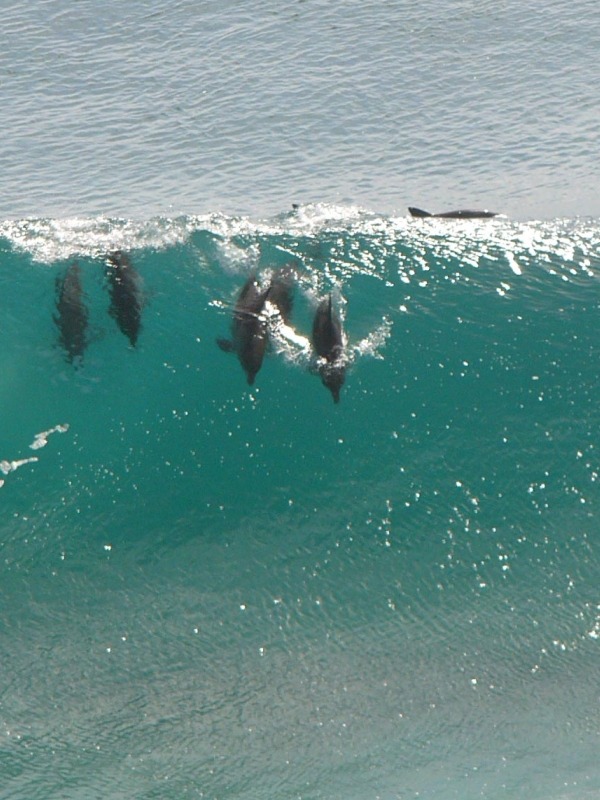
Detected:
left=0, top=457, right=39, bottom=477
left=29, top=423, right=70, bottom=451
left=0, top=424, right=70, bottom=489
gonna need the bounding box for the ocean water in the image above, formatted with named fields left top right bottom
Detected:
left=3, top=0, right=600, bottom=220
left=2, top=210, right=599, bottom=799
left=2, top=2, right=600, bottom=800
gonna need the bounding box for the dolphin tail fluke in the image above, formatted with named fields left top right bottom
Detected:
left=408, top=207, right=432, bottom=218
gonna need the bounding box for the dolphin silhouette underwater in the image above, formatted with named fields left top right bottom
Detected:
left=54, top=262, right=89, bottom=365
left=217, top=275, right=272, bottom=385
left=106, top=251, right=143, bottom=346
left=408, top=206, right=498, bottom=219
left=312, top=295, right=346, bottom=404
left=267, top=265, right=296, bottom=324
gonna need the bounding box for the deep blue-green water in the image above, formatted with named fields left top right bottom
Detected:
left=2, top=0, right=600, bottom=797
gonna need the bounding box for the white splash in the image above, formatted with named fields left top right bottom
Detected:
left=0, top=216, right=195, bottom=263
left=264, top=302, right=312, bottom=366
left=0, top=457, right=39, bottom=477
left=0, top=423, right=70, bottom=489
left=350, top=316, right=394, bottom=362
left=29, top=423, right=70, bottom=451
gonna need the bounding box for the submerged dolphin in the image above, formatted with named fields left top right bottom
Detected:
left=106, top=251, right=143, bottom=346
left=408, top=206, right=498, bottom=219
left=312, top=295, right=346, bottom=404
left=217, top=275, right=271, bottom=385
left=54, top=262, right=89, bottom=365
left=267, top=265, right=296, bottom=324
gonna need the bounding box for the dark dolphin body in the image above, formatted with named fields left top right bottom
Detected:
left=54, top=262, right=89, bottom=365
left=312, top=295, right=346, bottom=404
left=268, top=265, right=296, bottom=324
left=408, top=206, right=498, bottom=219
left=106, top=251, right=143, bottom=346
left=217, top=275, right=271, bottom=385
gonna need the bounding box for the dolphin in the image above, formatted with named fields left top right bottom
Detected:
left=267, top=265, right=296, bottom=324
left=312, top=295, right=346, bottom=404
left=217, top=275, right=271, bottom=385
left=106, top=251, right=143, bottom=346
left=54, top=262, right=89, bottom=365
left=408, top=206, right=498, bottom=219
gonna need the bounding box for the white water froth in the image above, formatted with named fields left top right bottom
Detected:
left=30, top=423, right=70, bottom=451
left=0, top=424, right=70, bottom=489
left=265, top=300, right=392, bottom=370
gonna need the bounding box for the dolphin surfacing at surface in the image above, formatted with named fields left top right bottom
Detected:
left=312, top=295, right=346, bottom=404
left=408, top=206, right=498, bottom=219
left=54, top=262, right=89, bottom=365
left=217, top=275, right=271, bottom=385
left=106, top=251, right=143, bottom=346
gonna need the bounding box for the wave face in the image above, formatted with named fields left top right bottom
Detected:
left=1, top=208, right=600, bottom=800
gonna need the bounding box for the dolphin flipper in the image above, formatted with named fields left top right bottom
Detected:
left=216, top=338, right=235, bottom=353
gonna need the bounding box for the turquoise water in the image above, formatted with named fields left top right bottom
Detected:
left=3, top=0, right=600, bottom=796
left=1, top=210, right=599, bottom=799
